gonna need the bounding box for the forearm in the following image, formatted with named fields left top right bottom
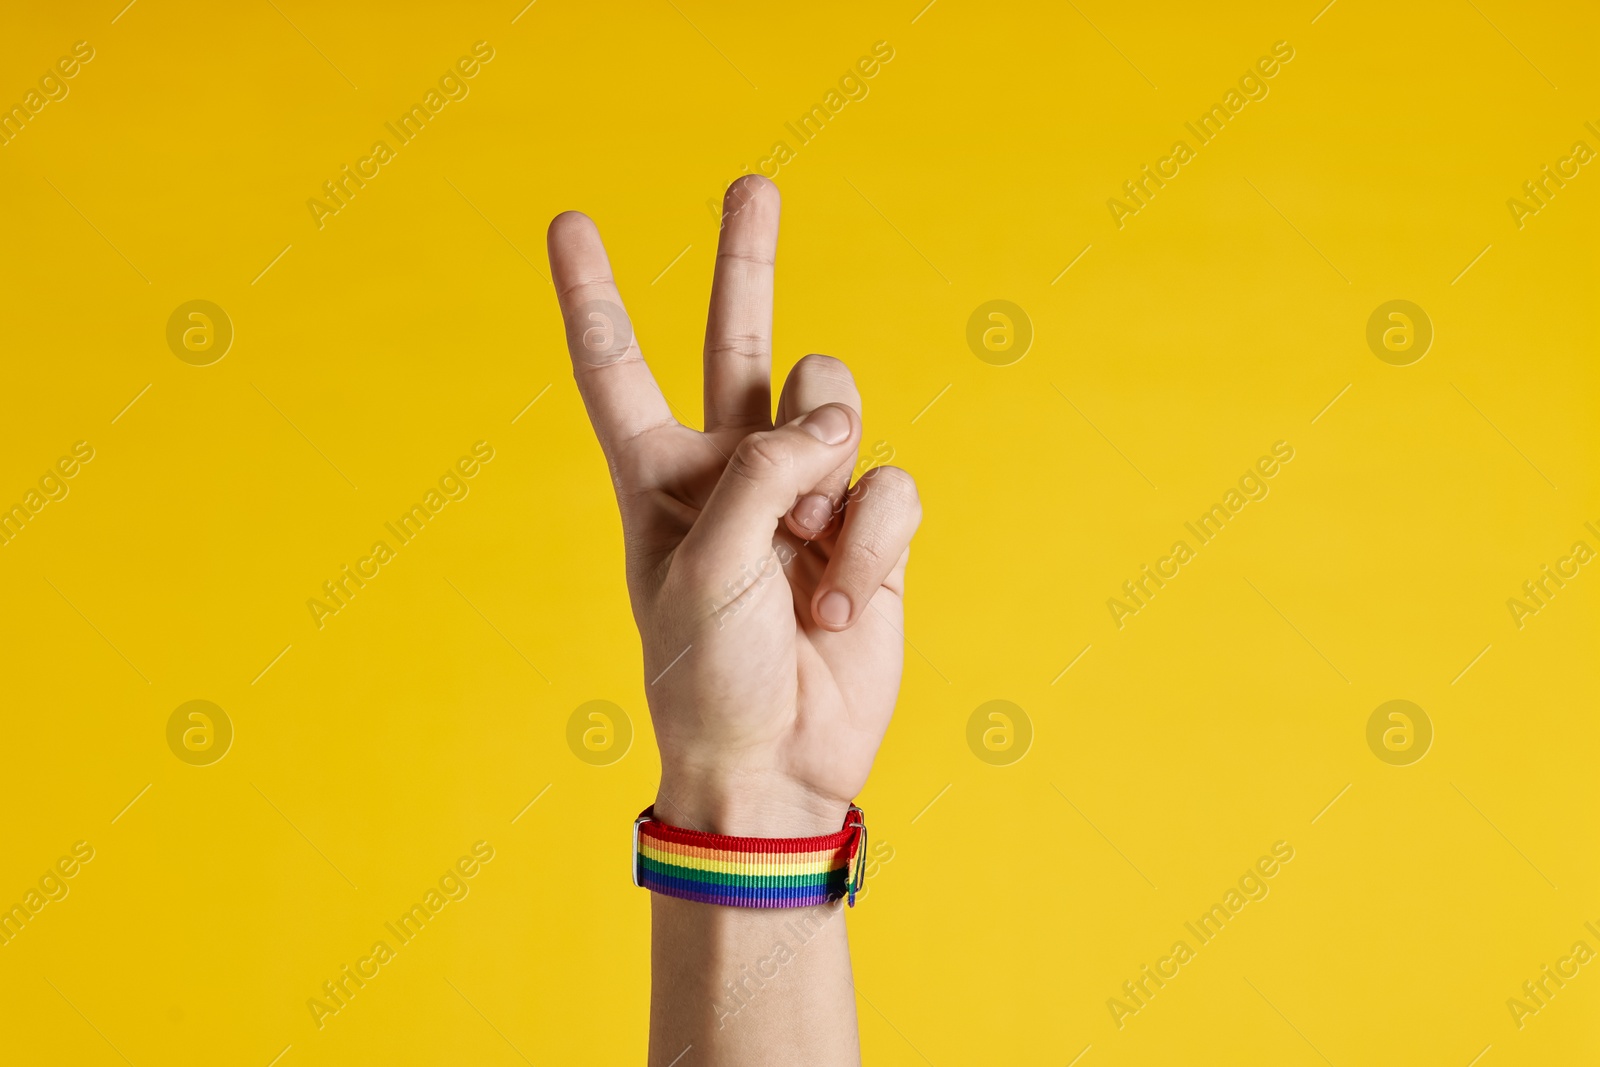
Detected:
left=650, top=895, right=859, bottom=1065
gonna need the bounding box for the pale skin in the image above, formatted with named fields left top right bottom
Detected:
left=546, top=175, right=921, bottom=1065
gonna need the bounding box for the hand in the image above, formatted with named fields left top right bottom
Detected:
left=546, top=176, right=921, bottom=837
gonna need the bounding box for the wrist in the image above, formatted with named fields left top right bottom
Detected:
left=654, top=770, right=849, bottom=837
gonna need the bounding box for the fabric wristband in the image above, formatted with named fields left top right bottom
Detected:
left=633, top=805, right=868, bottom=908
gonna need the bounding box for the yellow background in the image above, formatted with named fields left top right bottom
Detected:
left=1, top=0, right=1596, bottom=1063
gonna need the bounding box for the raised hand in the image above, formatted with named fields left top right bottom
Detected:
left=546, top=175, right=921, bottom=837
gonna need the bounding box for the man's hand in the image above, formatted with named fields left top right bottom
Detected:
left=547, top=175, right=920, bottom=839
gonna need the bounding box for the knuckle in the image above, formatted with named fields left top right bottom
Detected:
left=714, top=249, right=776, bottom=268
left=792, top=353, right=858, bottom=393
left=782, top=355, right=862, bottom=425
left=704, top=333, right=767, bottom=360
left=796, top=352, right=848, bottom=376
left=730, top=432, right=791, bottom=480
left=860, top=464, right=921, bottom=515
left=849, top=532, right=893, bottom=572
left=610, top=415, right=677, bottom=468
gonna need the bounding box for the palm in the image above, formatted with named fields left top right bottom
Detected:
left=548, top=176, right=920, bottom=827
left=625, top=426, right=906, bottom=805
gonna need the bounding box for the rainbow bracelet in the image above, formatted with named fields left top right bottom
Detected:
left=633, top=805, right=868, bottom=908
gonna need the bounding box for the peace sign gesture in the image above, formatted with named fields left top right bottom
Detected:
left=546, top=176, right=921, bottom=838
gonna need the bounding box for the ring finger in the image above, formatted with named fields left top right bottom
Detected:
left=775, top=353, right=862, bottom=539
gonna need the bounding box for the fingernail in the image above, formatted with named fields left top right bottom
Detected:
left=792, top=494, right=832, bottom=531
left=817, top=590, right=852, bottom=626
left=800, top=405, right=851, bottom=445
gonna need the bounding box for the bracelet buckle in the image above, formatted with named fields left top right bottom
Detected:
left=845, top=804, right=867, bottom=907
left=632, top=810, right=654, bottom=888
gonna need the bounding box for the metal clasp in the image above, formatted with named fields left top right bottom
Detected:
left=632, top=811, right=654, bottom=887
left=845, top=805, right=867, bottom=906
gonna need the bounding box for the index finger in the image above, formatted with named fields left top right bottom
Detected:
left=547, top=211, right=675, bottom=461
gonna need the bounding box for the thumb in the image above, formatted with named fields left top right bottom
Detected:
left=676, top=403, right=859, bottom=582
